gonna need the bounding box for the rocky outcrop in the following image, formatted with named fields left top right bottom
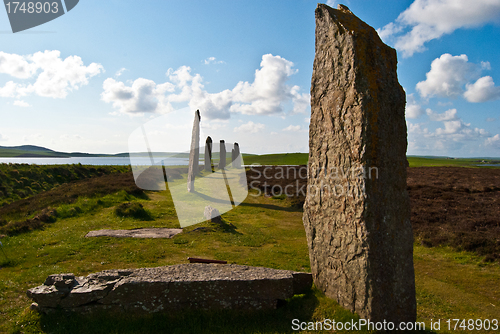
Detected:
left=27, top=264, right=312, bottom=314
left=303, top=4, right=415, bottom=324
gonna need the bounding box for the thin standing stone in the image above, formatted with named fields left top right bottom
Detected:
left=205, top=136, right=213, bottom=172
left=187, top=110, right=201, bottom=192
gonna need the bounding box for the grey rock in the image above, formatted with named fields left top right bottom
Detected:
left=27, top=264, right=312, bottom=314
left=203, top=205, right=221, bottom=224
left=303, top=4, right=416, bottom=324
left=204, top=136, right=213, bottom=172
left=232, top=142, right=242, bottom=168
left=187, top=110, right=201, bottom=192
left=85, top=228, right=183, bottom=239
left=219, top=140, right=226, bottom=170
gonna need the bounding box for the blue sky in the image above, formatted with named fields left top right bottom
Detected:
left=1, top=0, right=499, bottom=157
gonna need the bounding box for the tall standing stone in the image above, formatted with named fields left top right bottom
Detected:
left=219, top=140, right=226, bottom=170
left=205, top=136, right=213, bottom=172
left=187, top=110, right=201, bottom=193
left=232, top=143, right=241, bottom=168
left=303, top=4, right=415, bottom=324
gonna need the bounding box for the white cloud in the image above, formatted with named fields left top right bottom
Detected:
left=464, top=76, right=500, bottom=102
left=282, top=125, right=301, bottom=132
left=408, top=108, right=492, bottom=153
left=0, top=52, right=38, bottom=78
left=101, top=78, right=174, bottom=114
left=201, top=120, right=228, bottom=131
left=233, top=121, right=265, bottom=134
left=230, top=54, right=300, bottom=116
left=416, top=54, right=479, bottom=99
left=102, top=54, right=308, bottom=120
left=425, top=108, right=458, bottom=122
left=0, top=50, right=103, bottom=99
left=485, top=134, right=500, bottom=148
left=326, top=0, right=338, bottom=8
left=13, top=100, right=30, bottom=107
left=486, top=117, right=496, bottom=122
left=405, top=93, right=424, bottom=119
left=378, top=0, right=500, bottom=57
left=203, top=57, right=225, bottom=65
left=304, top=117, right=310, bottom=124
left=416, top=53, right=500, bottom=103
left=0, top=133, right=6, bottom=141
left=115, top=68, right=127, bottom=77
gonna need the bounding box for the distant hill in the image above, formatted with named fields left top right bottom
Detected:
left=0, top=145, right=109, bottom=158
left=0, top=145, right=56, bottom=153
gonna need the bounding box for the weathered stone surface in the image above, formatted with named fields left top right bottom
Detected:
left=27, top=264, right=312, bottom=314
left=204, top=136, right=213, bottom=172
left=85, top=228, right=183, bottom=239
left=303, top=4, right=415, bottom=324
left=203, top=205, right=221, bottom=224
left=187, top=110, right=201, bottom=192
left=232, top=142, right=241, bottom=168
left=219, top=140, right=226, bottom=169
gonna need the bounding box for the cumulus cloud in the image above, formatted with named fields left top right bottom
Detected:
left=282, top=125, right=301, bottom=132
left=409, top=107, right=490, bottom=149
left=101, top=78, right=175, bottom=114
left=464, top=76, right=500, bottom=102
left=233, top=121, right=265, bottom=133
left=405, top=93, right=424, bottom=119
left=230, top=54, right=299, bottom=116
left=13, top=100, right=30, bottom=107
left=0, top=50, right=103, bottom=99
left=416, top=53, right=500, bottom=102
left=485, top=134, right=500, bottom=148
left=102, top=54, right=308, bottom=120
left=425, top=108, right=458, bottom=122
left=378, top=0, right=500, bottom=57
left=416, top=54, right=480, bottom=99
left=203, top=57, right=225, bottom=65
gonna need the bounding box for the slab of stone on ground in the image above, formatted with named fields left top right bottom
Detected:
left=85, top=228, right=183, bottom=239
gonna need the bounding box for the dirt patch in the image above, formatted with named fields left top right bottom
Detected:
left=408, top=167, right=500, bottom=261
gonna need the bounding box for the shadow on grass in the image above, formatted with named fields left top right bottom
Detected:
left=16, top=289, right=436, bottom=334
left=238, top=202, right=303, bottom=213
left=34, top=291, right=320, bottom=334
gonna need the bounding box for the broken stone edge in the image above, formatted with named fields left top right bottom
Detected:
left=27, top=263, right=312, bottom=314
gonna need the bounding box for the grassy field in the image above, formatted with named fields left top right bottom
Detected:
left=242, top=153, right=500, bottom=168
left=0, top=157, right=499, bottom=333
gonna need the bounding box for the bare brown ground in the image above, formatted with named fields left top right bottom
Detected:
left=246, top=166, right=500, bottom=262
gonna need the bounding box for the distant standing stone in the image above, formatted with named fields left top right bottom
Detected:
left=187, top=110, right=201, bottom=192
left=303, top=4, right=416, bottom=324
left=205, top=136, right=214, bottom=172
left=232, top=142, right=241, bottom=168
left=219, top=140, right=226, bottom=170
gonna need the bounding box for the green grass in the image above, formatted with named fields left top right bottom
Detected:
left=243, top=153, right=309, bottom=166
left=241, top=153, right=500, bottom=168
left=407, top=156, right=499, bottom=168
left=1, top=163, right=499, bottom=333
